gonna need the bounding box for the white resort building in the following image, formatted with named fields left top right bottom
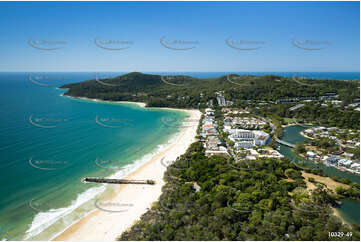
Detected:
left=227, top=129, right=270, bottom=148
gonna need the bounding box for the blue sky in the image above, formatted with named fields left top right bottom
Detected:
left=0, top=1, right=359, bottom=72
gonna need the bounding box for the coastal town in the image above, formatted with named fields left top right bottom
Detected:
left=300, top=126, right=360, bottom=174
left=198, top=91, right=360, bottom=176
left=59, top=69, right=360, bottom=241
left=200, top=107, right=284, bottom=162
left=1, top=1, right=360, bottom=241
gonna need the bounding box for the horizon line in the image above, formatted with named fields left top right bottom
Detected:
left=0, top=71, right=360, bottom=73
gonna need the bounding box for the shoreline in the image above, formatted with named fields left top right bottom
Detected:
left=332, top=207, right=349, bottom=226
left=299, top=131, right=315, bottom=140
left=60, top=94, right=147, bottom=108
left=53, top=95, right=202, bottom=241
left=281, top=125, right=360, bottom=176
left=60, top=94, right=198, bottom=113
left=301, top=171, right=350, bottom=225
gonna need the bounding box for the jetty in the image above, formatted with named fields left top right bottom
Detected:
left=275, top=138, right=296, bottom=148
left=83, top=177, right=155, bottom=185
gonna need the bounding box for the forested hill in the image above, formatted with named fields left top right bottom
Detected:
left=119, top=141, right=360, bottom=240
left=61, top=72, right=359, bottom=108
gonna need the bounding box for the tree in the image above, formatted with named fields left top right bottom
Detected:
left=295, top=142, right=306, bottom=154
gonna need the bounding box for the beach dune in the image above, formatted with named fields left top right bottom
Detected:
left=53, top=108, right=201, bottom=241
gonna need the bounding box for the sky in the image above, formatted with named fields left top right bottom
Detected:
left=0, top=1, right=359, bottom=72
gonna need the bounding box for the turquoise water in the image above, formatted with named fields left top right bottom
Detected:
left=279, top=125, right=360, bottom=184
left=337, top=199, right=360, bottom=226
left=0, top=72, right=359, bottom=240
left=279, top=125, right=360, bottom=226
left=0, top=73, right=186, bottom=240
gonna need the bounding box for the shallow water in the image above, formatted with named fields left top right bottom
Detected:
left=0, top=72, right=186, bottom=240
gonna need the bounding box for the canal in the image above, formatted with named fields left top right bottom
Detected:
left=278, top=125, right=360, bottom=226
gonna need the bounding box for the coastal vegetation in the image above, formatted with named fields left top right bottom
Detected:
left=336, top=184, right=360, bottom=201
left=258, top=103, right=360, bottom=130
left=292, top=142, right=360, bottom=201
left=61, top=72, right=359, bottom=130
left=119, top=142, right=360, bottom=241
left=61, top=72, right=360, bottom=240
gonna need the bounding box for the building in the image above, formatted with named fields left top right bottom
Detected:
left=235, top=140, right=253, bottom=149
left=229, top=129, right=270, bottom=148
left=325, top=155, right=340, bottom=165
left=205, top=146, right=229, bottom=157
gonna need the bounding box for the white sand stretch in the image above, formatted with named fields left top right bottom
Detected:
left=53, top=108, right=201, bottom=241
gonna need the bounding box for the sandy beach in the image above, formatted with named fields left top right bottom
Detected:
left=302, top=171, right=349, bottom=192
left=299, top=131, right=315, bottom=140
left=301, top=171, right=351, bottom=225
left=53, top=100, right=201, bottom=241
left=60, top=94, right=147, bottom=108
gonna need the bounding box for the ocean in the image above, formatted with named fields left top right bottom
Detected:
left=0, top=72, right=187, bottom=240
left=0, top=72, right=359, bottom=240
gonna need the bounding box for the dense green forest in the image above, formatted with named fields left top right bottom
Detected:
left=119, top=142, right=359, bottom=241
left=61, top=72, right=359, bottom=108
left=254, top=103, right=360, bottom=130
left=61, top=72, right=359, bottom=129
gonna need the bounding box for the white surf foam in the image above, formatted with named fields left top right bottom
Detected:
left=25, top=128, right=182, bottom=241
left=24, top=185, right=106, bottom=240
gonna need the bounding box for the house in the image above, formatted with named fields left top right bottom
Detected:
left=307, top=151, right=315, bottom=159
left=245, top=155, right=257, bottom=160
left=338, top=159, right=353, bottom=167
left=325, top=155, right=340, bottom=165
left=205, top=108, right=214, bottom=116
left=205, top=146, right=229, bottom=157
left=350, top=163, right=360, bottom=172
left=235, top=141, right=253, bottom=149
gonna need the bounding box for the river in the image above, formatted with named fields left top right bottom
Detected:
left=278, top=125, right=360, bottom=226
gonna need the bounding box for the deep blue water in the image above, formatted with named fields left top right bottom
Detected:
left=0, top=72, right=358, bottom=240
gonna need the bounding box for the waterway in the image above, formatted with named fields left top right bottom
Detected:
left=278, top=125, right=360, bottom=226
